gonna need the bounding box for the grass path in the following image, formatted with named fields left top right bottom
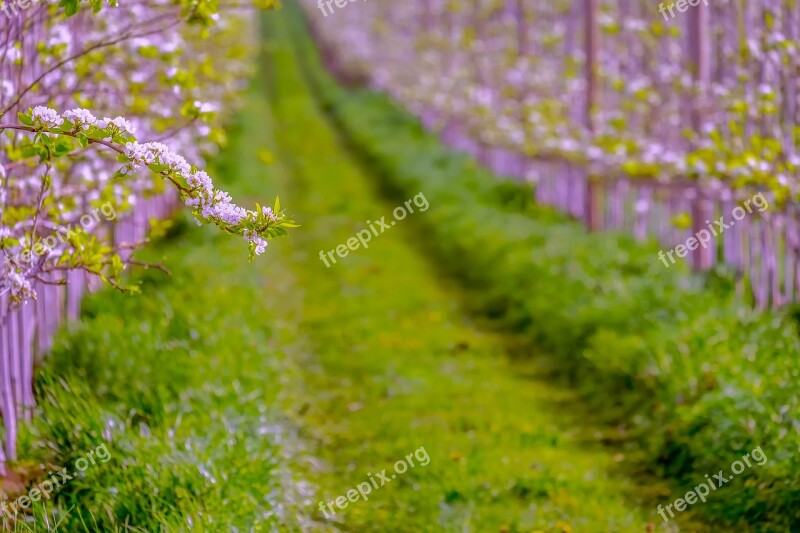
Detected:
left=255, top=10, right=688, bottom=532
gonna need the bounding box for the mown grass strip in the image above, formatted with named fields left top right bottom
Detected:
left=280, top=2, right=799, bottom=530
left=257, top=8, right=701, bottom=532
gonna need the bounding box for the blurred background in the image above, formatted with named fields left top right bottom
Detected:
left=0, top=0, right=798, bottom=531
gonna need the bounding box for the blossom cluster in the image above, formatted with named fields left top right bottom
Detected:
left=27, top=106, right=291, bottom=262
left=0, top=2, right=290, bottom=308
left=124, top=138, right=284, bottom=257
left=35, top=106, right=135, bottom=136
left=31, top=106, right=63, bottom=129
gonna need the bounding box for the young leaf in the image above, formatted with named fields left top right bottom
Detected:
left=17, top=112, right=33, bottom=127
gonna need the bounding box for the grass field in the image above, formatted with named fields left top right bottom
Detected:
left=7, top=6, right=717, bottom=532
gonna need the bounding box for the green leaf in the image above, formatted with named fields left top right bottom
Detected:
left=137, top=45, right=161, bottom=59
left=53, top=143, right=71, bottom=157
left=17, top=112, right=33, bottom=126
left=87, top=130, right=109, bottom=141
left=59, top=0, right=79, bottom=16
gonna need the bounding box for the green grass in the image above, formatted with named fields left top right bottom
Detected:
left=11, top=4, right=784, bottom=532
left=9, top=58, right=312, bottom=531
left=254, top=9, right=693, bottom=532
left=283, top=2, right=800, bottom=530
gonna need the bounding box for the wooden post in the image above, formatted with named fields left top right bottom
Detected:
left=584, top=0, right=601, bottom=230
left=687, top=0, right=710, bottom=130
left=584, top=0, right=598, bottom=132
left=688, top=3, right=712, bottom=269
left=1, top=303, right=17, bottom=463
left=516, top=0, right=525, bottom=56
left=690, top=191, right=713, bottom=270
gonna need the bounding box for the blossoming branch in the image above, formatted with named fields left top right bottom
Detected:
left=0, top=105, right=296, bottom=304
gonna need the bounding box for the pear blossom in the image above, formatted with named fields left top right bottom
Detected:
left=262, top=206, right=279, bottom=221
left=243, top=229, right=268, bottom=255
left=31, top=106, right=64, bottom=128
left=64, top=109, right=97, bottom=129
left=7, top=271, right=34, bottom=304
left=106, top=116, right=136, bottom=135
